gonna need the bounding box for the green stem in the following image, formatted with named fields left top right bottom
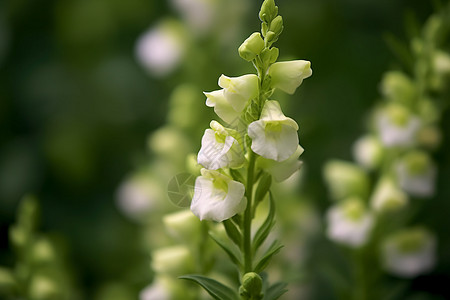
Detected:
left=243, top=151, right=257, bottom=272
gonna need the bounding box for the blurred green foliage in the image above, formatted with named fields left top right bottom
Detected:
left=1, top=0, right=449, bottom=299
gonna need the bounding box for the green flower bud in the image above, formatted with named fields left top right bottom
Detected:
left=380, top=71, right=416, bottom=106
left=260, top=47, right=279, bottom=67
left=323, top=160, right=370, bottom=201
left=30, top=237, right=56, bottom=265
left=238, top=32, right=265, bottom=61
left=402, top=150, right=431, bottom=176
left=371, top=177, right=408, bottom=213
left=417, top=126, right=441, bottom=150
left=259, top=0, right=278, bottom=24
left=265, top=31, right=277, bottom=44
left=17, top=195, right=40, bottom=234
left=269, top=15, right=283, bottom=36
left=0, top=267, right=17, bottom=294
left=29, top=274, right=59, bottom=300
left=239, top=272, right=263, bottom=300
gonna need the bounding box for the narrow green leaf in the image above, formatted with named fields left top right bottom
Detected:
left=264, top=282, right=288, bottom=300
left=230, top=168, right=245, bottom=185
left=223, top=219, right=242, bottom=248
left=179, top=274, right=238, bottom=300
left=254, top=172, right=272, bottom=204
left=383, top=33, right=414, bottom=70
left=254, top=241, right=284, bottom=273
left=253, top=193, right=276, bottom=252
left=209, top=232, right=243, bottom=267
left=232, top=214, right=242, bottom=227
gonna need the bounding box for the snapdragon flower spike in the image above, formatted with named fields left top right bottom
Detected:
left=204, top=74, right=259, bottom=124
left=197, top=121, right=245, bottom=170
left=191, top=169, right=246, bottom=222
left=268, top=60, right=312, bottom=94
left=248, top=100, right=299, bottom=162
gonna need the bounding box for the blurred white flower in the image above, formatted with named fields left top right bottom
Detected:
left=135, top=20, right=185, bottom=77
left=434, top=50, right=450, bottom=75
left=205, top=74, right=259, bottom=124
left=140, top=277, right=171, bottom=300
left=152, top=246, right=194, bottom=276
left=268, top=60, right=312, bottom=94
left=371, top=177, right=408, bottom=213
left=170, top=0, right=218, bottom=35
left=163, top=209, right=202, bottom=242
left=326, top=198, right=374, bottom=248
left=376, top=104, right=421, bottom=148
left=191, top=169, right=246, bottom=222
left=116, top=175, right=163, bottom=220
left=248, top=100, right=299, bottom=162
left=197, top=121, right=244, bottom=170
left=258, top=145, right=304, bottom=182
left=382, top=228, right=436, bottom=278
left=352, top=135, right=383, bottom=170
left=396, top=151, right=436, bottom=197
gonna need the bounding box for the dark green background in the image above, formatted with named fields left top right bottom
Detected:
left=1, top=0, right=448, bottom=298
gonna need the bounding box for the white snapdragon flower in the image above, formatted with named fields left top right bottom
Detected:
left=352, top=135, right=383, bottom=170
left=376, top=104, right=421, bottom=148
left=382, top=228, right=436, bottom=278
left=152, top=246, right=194, bottom=276
left=258, top=145, right=304, bottom=182
left=268, top=60, right=312, bottom=94
left=326, top=198, right=374, bottom=248
left=140, top=277, right=171, bottom=300
left=396, top=151, right=436, bottom=197
left=163, top=209, right=202, bottom=242
left=371, top=177, right=408, bottom=212
left=248, top=100, right=299, bottom=162
left=135, top=20, right=185, bottom=77
left=204, top=74, right=259, bottom=124
left=169, top=0, right=217, bottom=35
left=191, top=169, right=246, bottom=222
left=116, top=175, right=163, bottom=221
left=197, top=121, right=244, bottom=170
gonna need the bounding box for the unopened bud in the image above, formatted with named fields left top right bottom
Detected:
left=269, top=16, right=283, bottom=36
left=238, top=32, right=265, bottom=61
left=239, top=272, right=263, bottom=300
left=259, top=0, right=278, bottom=24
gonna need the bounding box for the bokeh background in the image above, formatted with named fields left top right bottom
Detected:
left=1, top=0, right=449, bottom=299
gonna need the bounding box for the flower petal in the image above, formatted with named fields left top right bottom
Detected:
left=190, top=171, right=246, bottom=222
left=204, top=90, right=240, bottom=124
left=268, top=60, right=312, bottom=94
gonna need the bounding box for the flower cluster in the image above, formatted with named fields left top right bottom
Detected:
left=183, top=0, right=312, bottom=298
left=191, top=7, right=312, bottom=223
left=322, top=7, right=450, bottom=291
